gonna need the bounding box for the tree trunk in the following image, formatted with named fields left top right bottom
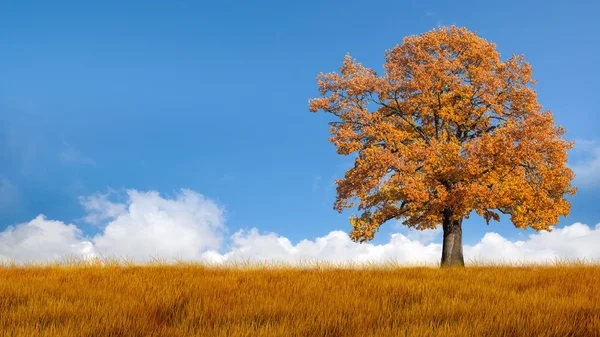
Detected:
left=441, top=209, right=465, bottom=268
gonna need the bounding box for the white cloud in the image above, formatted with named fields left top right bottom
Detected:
left=393, top=221, right=443, bottom=245
left=466, top=223, right=600, bottom=263
left=203, top=228, right=442, bottom=267
left=205, top=222, right=600, bottom=267
left=0, top=189, right=227, bottom=266
left=0, top=188, right=599, bottom=267
left=568, top=139, right=600, bottom=188
left=91, top=189, right=227, bottom=263
left=79, top=192, right=127, bottom=225
left=0, top=215, right=96, bottom=264
left=405, top=227, right=442, bottom=245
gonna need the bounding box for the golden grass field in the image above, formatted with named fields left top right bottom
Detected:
left=0, top=254, right=599, bottom=337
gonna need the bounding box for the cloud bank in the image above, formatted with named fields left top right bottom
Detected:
left=1, top=188, right=599, bottom=267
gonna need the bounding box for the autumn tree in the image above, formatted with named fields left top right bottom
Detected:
left=309, top=26, right=577, bottom=268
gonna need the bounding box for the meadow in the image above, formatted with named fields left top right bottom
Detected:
left=0, top=254, right=599, bottom=337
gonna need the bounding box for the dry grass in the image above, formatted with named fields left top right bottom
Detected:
left=1, top=254, right=599, bottom=337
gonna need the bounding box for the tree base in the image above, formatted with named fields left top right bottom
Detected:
left=440, top=211, right=465, bottom=268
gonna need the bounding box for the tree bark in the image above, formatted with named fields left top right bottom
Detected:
left=441, top=209, right=465, bottom=268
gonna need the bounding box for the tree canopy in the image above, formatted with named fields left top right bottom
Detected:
left=309, top=26, right=577, bottom=254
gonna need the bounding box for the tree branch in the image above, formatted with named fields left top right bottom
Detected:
left=378, top=100, right=431, bottom=145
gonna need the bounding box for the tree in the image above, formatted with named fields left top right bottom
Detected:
left=309, top=26, right=577, bottom=268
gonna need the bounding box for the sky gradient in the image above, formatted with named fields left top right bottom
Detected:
left=1, top=0, right=599, bottom=266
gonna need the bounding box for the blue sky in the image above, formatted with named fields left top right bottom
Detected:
left=1, top=0, right=599, bottom=266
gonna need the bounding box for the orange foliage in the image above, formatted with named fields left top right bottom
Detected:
left=309, top=26, right=577, bottom=243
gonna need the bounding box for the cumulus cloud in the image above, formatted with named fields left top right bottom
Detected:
left=79, top=192, right=127, bottom=225
left=466, top=223, right=600, bottom=263
left=91, top=189, right=227, bottom=263
left=1, top=189, right=227, bottom=266
left=200, top=228, right=442, bottom=266
left=0, top=188, right=599, bottom=267
left=393, top=221, right=443, bottom=245
left=203, top=222, right=600, bottom=267
left=0, top=215, right=96, bottom=264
